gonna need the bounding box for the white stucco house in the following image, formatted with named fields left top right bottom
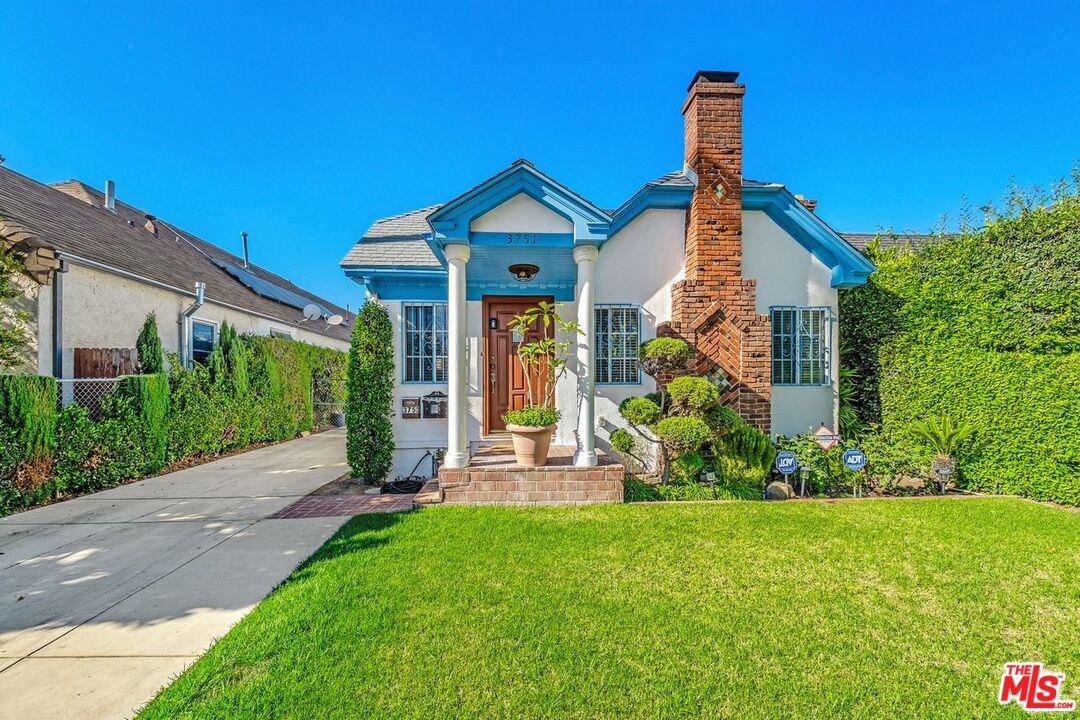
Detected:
left=0, top=165, right=351, bottom=380
left=342, top=70, right=875, bottom=480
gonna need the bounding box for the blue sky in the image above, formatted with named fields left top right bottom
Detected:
left=2, top=1, right=1077, bottom=308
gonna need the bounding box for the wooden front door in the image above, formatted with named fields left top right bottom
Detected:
left=483, top=296, right=554, bottom=433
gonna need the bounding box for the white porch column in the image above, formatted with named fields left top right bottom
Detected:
left=444, top=243, right=470, bottom=468
left=573, top=244, right=598, bottom=467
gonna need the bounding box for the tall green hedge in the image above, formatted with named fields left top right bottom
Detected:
left=0, top=330, right=347, bottom=517
left=840, top=182, right=1080, bottom=504
left=346, top=301, right=394, bottom=482
left=0, top=375, right=57, bottom=514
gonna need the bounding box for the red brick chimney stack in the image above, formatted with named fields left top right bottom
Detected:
left=664, top=70, right=771, bottom=432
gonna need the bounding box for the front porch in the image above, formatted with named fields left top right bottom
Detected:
left=420, top=443, right=624, bottom=506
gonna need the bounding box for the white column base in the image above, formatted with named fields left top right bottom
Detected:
left=444, top=451, right=468, bottom=469
left=573, top=450, right=598, bottom=468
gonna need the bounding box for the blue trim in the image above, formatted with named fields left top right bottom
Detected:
left=743, top=186, right=875, bottom=288
left=595, top=304, right=642, bottom=385
left=466, top=285, right=574, bottom=301
left=469, top=231, right=574, bottom=247
left=608, top=184, right=693, bottom=236
left=427, top=161, right=612, bottom=245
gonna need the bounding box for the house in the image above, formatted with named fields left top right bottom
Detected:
left=342, top=70, right=875, bottom=479
left=0, top=165, right=351, bottom=380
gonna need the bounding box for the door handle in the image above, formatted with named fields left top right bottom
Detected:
left=490, top=372, right=496, bottom=394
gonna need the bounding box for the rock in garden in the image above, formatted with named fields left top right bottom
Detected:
left=765, top=481, right=795, bottom=500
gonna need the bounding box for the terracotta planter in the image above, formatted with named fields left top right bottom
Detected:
left=506, top=424, right=557, bottom=467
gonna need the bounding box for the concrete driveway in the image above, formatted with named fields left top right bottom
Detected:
left=0, top=429, right=352, bottom=719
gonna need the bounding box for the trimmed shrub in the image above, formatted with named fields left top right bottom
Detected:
left=117, top=374, right=169, bottom=473
left=619, top=396, right=662, bottom=426
left=346, top=301, right=394, bottom=482
left=0, top=375, right=57, bottom=513
left=654, top=416, right=710, bottom=455
left=639, top=337, right=691, bottom=375
left=609, top=428, right=635, bottom=454
left=666, top=376, right=719, bottom=417
left=136, top=313, right=165, bottom=375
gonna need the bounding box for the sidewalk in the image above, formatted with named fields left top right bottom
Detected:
left=0, top=429, right=356, bottom=719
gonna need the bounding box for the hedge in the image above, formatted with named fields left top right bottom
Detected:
left=346, top=301, right=394, bottom=482
left=840, top=181, right=1080, bottom=504
left=0, top=325, right=347, bottom=517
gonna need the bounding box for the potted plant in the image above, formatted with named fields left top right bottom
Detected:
left=502, top=302, right=580, bottom=467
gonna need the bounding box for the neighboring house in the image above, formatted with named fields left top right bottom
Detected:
left=0, top=165, right=351, bottom=380
left=840, top=232, right=934, bottom=252
left=341, top=70, right=876, bottom=479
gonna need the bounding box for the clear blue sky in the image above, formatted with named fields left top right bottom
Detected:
left=2, top=1, right=1077, bottom=309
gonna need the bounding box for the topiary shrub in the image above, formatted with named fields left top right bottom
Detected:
left=609, top=428, right=635, bottom=454
left=639, top=337, right=691, bottom=376
left=136, top=313, right=165, bottom=375
left=619, top=396, right=662, bottom=426
left=666, top=376, right=719, bottom=417
left=655, top=416, right=711, bottom=455
left=346, top=301, right=394, bottom=482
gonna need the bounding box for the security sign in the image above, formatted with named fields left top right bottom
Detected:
left=842, top=448, right=867, bottom=471
left=775, top=450, right=798, bottom=476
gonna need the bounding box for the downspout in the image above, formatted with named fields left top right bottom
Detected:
left=52, top=259, right=68, bottom=378
left=180, top=281, right=206, bottom=367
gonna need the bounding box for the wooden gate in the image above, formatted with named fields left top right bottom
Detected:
left=74, top=347, right=138, bottom=378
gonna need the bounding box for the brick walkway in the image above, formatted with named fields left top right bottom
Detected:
left=271, top=493, right=416, bottom=518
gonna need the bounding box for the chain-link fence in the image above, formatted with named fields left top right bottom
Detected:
left=311, top=372, right=345, bottom=428
left=57, top=378, right=123, bottom=420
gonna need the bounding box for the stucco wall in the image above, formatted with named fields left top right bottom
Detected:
left=56, top=263, right=348, bottom=377
left=742, top=210, right=840, bottom=437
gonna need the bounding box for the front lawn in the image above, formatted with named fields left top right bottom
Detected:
left=140, top=498, right=1080, bottom=719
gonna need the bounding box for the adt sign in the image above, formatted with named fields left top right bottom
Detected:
left=843, top=448, right=867, bottom=471
left=775, top=450, right=798, bottom=476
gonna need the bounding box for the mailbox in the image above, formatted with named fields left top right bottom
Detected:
left=400, top=397, right=421, bottom=419
left=422, top=390, right=448, bottom=419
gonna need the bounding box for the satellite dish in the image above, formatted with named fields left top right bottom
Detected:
left=325, top=314, right=344, bottom=326
left=301, top=303, right=321, bottom=321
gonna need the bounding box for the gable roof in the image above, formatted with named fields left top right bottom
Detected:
left=339, top=205, right=442, bottom=268
left=0, top=166, right=351, bottom=341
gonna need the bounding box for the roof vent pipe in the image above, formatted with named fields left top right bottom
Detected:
left=241, top=231, right=249, bottom=268
left=104, top=180, right=116, bottom=212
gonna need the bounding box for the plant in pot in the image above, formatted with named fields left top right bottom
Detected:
left=502, top=301, right=580, bottom=467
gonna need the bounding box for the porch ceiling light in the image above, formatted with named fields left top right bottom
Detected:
left=508, top=263, right=539, bottom=282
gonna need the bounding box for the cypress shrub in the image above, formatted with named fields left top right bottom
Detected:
left=117, top=374, right=169, bottom=473
left=346, top=301, right=394, bottom=482
left=136, top=313, right=165, bottom=375
left=0, top=375, right=57, bottom=513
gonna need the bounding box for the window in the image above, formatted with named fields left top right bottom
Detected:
left=403, top=303, right=448, bottom=383
left=770, top=306, right=831, bottom=385
left=191, top=320, right=216, bottom=365
left=595, top=305, right=641, bottom=384
left=269, top=328, right=294, bottom=340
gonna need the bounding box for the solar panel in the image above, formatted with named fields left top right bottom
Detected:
left=213, top=260, right=332, bottom=317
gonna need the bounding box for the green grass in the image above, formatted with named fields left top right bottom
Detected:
left=140, top=498, right=1080, bottom=719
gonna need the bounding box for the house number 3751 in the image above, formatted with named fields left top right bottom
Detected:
left=505, top=233, right=536, bottom=245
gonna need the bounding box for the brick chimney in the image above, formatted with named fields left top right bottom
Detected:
left=664, top=70, right=771, bottom=432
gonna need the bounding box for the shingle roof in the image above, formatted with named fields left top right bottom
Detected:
left=339, top=205, right=442, bottom=268
left=840, top=232, right=935, bottom=252
left=0, top=166, right=351, bottom=342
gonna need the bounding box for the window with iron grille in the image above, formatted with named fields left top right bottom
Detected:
left=403, top=303, right=448, bottom=383
left=770, top=306, right=831, bottom=386
left=595, top=305, right=641, bottom=384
